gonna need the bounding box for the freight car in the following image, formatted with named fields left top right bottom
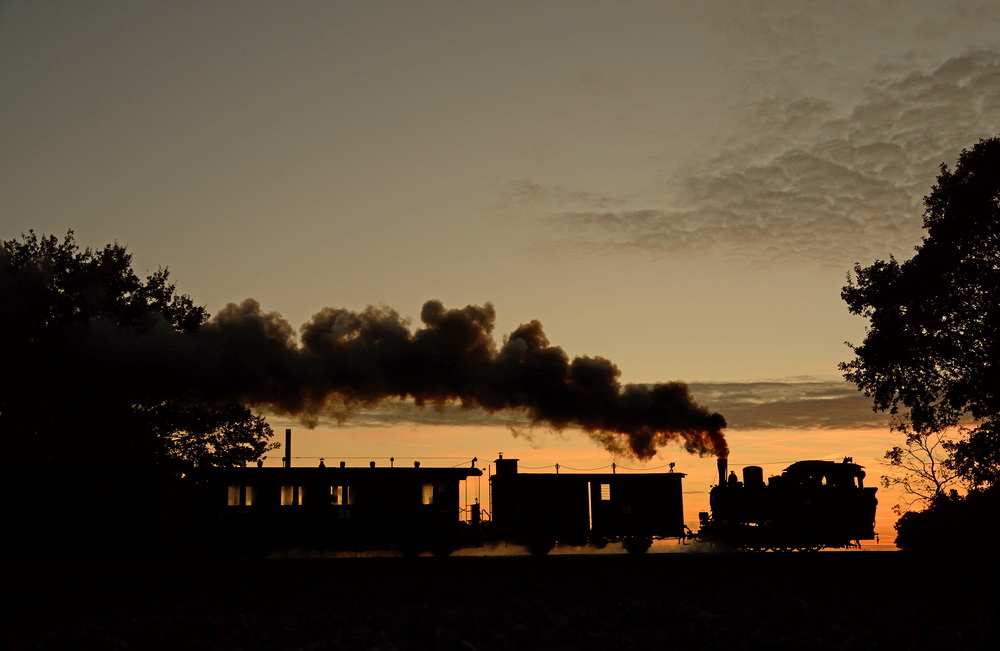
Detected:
left=488, top=454, right=685, bottom=555
left=696, top=458, right=878, bottom=551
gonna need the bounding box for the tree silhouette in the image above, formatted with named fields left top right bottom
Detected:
left=0, top=231, right=276, bottom=472
left=841, top=136, right=1000, bottom=549
left=880, top=430, right=962, bottom=514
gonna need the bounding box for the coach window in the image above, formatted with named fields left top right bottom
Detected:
left=421, top=483, right=434, bottom=505
left=600, top=484, right=611, bottom=501
left=331, top=485, right=353, bottom=505
left=281, top=485, right=304, bottom=506
left=227, top=484, right=253, bottom=506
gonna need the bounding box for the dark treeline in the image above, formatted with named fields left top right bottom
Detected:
left=842, top=135, right=1000, bottom=553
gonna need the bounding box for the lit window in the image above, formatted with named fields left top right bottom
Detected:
left=281, top=485, right=304, bottom=506
left=600, top=484, right=611, bottom=501
left=330, top=485, right=353, bottom=505
left=421, top=483, right=434, bottom=505
left=227, top=484, right=253, bottom=506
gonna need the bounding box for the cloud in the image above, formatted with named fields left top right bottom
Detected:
left=526, top=50, right=1000, bottom=268
left=285, top=377, right=886, bottom=433
left=503, top=179, right=626, bottom=212
left=688, top=379, right=887, bottom=431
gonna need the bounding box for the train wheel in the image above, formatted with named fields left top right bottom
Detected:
left=591, top=536, right=608, bottom=550
left=623, top=536, right=652, bottom=555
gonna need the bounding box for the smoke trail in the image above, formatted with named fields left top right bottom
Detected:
left=182, top=299, right=727, bottom=459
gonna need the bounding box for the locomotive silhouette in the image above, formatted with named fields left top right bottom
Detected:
left=697, top=458, right=878, bottom=552
left=193, top=450, right=877, bottom=555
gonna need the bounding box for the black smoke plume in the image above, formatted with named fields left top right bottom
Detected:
left=180, top=299, right=727, bottom=459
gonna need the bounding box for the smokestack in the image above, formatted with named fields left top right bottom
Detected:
left=718, top=458, right=727, bottom=486
left=284, top=428, right=291, bottom=468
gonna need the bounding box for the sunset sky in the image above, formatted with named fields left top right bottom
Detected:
left=3, top=1, right=999, bottom=539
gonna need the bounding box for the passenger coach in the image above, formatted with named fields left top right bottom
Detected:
left=192, top=460, right=482, bottom=556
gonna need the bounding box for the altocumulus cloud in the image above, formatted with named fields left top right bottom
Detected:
left=534, top=50, right=1000, bottom=268
left=301, top=378, right=885, bottom=434
left=688, top=379, right=887, bottom=431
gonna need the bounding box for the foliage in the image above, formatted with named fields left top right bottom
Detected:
left=141, top=400, right=276, bottom=469
left=841, top=136, right=1000, bottom=491
left=0, top=230, right=206, bottom=334
left=0, top=231, right=275, bottom=471
left=894, top=485, right=1000, bottom=553
left=948, top=420, right=1000, bottom=489
left=880, top=429, right=962, bottom=514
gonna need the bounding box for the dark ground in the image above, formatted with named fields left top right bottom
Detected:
left=4, top=551, right=997, bottom=650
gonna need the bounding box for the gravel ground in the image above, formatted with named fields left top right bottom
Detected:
left=5, top=551, right=996, bottom=650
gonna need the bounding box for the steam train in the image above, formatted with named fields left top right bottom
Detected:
left=190, top=453, right=877, bottom=555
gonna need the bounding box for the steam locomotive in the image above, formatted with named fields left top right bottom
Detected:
left=190, top=453, right=877, bottom=555
left=696, top=457, right=879, bottom=552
